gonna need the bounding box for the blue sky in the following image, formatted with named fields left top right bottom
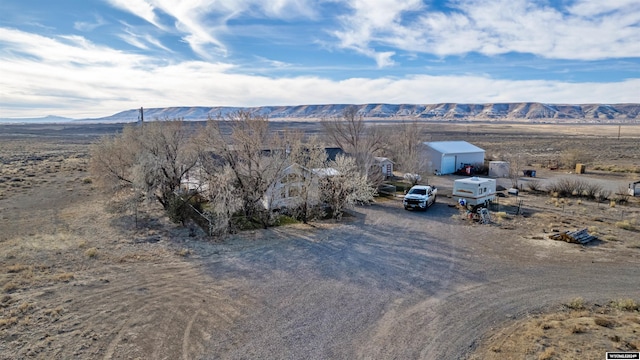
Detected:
left=1, top=0, right=639, bottom=118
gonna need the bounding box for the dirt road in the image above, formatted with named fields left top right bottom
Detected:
left=185, top=201, right=639, bottom=359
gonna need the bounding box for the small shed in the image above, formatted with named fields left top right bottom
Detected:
left=489, top=161, right=510, bottom=178
left=423, top=141, right=485, bottom=175
left=374, top=157, right=394, bottom=177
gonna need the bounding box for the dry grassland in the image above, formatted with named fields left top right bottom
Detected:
left=1, top=123, right=639, bottom=359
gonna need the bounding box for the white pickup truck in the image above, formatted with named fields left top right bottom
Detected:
left=403, top=185, right=437, bottom=211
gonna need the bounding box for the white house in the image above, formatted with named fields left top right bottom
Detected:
left=423, top=141, right=485, bottom=175
left=262, top=164, right=338, bottom=210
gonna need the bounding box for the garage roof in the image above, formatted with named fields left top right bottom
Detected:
left=424, top=141, right=484, bottom=154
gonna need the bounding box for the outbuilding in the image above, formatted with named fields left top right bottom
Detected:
left=489, top=161, right=510, bottom=178
left=423, top=141, right=485, bottom=175
left=374, top=157, right=394, bottom=178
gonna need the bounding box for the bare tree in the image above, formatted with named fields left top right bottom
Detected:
left=505, top=154, right=528, bottom=188
left=200, top=111, right=293, bottom=228
left=285, top=133, right=329, bottom=223
left=200, top=164, right=242, bottom=235
left=384, top=120, right=430, bottom=185
left=90, top=126, right=144, bottom=223
left=319, top=154, right=376, bottom=220
left=561, top=148, right=592, bottom=170
left=89, top=126, right=139, bottom=192
left=321, top=106, right=385, bottom=185
left=90, top=120, right=199, bottom=224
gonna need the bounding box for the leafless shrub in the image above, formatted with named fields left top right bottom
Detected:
left=526, top=179, right=543, bottom=192
left=596, top=189, right=611, bottom=202
left=614, top=184, right=631, bottom=204
left=583, top=183, right=603, bottom=200
left=546, top=178, right=601, bottom=199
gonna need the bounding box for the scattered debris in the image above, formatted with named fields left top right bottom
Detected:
left=548, top=228, right=597, bottom=244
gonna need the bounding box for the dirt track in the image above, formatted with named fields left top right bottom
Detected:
left=2, top=124, right=640, bottom=359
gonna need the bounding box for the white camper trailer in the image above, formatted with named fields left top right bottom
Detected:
left=453, top=177, right=496, bottom=208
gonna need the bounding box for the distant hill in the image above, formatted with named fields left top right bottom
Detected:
left=82, top=103, right=639, bottom=123
left=0, top=115, right=74, bottom=124
left=3, top=103, right=639, bottom=124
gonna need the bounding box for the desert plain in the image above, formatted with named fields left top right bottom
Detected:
left=1, top=122, right=639, bottom=359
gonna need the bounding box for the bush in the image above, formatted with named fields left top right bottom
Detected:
left=583, top=183, right=603, bottom=200
left=596, top=189, right=611, bottom=202
left=546, top=179, right=606, bottom=199
left=85, top=247, right=98, bottom=258
left=526, top=180, right=543, bottom=192
left=614, top=185, right=631, bottom=204
left=566, top=297, right=585, bottom=310
left=615, top=220, right=636, bottom=231
left=610, top=298, right=639, bottom=311
left=274, top=215, right=299, bottom=226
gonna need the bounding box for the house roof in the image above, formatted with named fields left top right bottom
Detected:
left=374, top=156, right=394, bottom=164
left=325, top=147, right=345, bottom=162
left=424, top=141, right=484, bottom=154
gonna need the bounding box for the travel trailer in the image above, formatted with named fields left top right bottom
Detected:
left=453, top=177, right=496, bottom=208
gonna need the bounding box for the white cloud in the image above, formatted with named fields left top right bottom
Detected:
left=74, top=15, right=108, bottom=32
left=332, top=0, right=640, bottom=65
left=104, top=0, right=320, bottom=59
left=332, top=0, right=423, bottom=67
left=104, top=0, right=164, bottom=29
left=117, top=22, right=172, bottom=52
left=1, top=27, right=638, bottom=118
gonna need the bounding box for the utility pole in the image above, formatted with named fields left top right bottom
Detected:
left=618, top=124, right=621, bottom=141
left=138, top=107, right=144, bottom=125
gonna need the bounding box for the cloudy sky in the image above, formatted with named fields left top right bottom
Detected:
left=1, top=0, right=639, bottom=118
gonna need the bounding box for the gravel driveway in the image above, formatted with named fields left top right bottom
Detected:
left=193, top=200, right=640, bottom=359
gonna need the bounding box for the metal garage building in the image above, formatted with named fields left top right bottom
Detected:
left=424, top=141, right=485, bottom=175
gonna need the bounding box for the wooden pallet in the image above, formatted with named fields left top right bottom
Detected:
left=548, top=228, right=597, bottom=244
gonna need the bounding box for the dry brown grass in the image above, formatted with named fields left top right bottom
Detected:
left=615, top=220, right=636, bottom=231
left=610, top=298, right=639, bottom=311
left=566, top=297, right=585, bottom=310
left=52, top=272, right=74, bottom=282
left=3, top=281, right=19, bottom=293
left=43, top=306, right=64, bottom=317
left=538, top=346, right=556, bottom=360
left=6, top=264, right=29, bottom=273
left=0, top=317, right=18, bottom=328
left=84, top=247, right=98, bottom=258
left=594, top=317, right=616, bottom=328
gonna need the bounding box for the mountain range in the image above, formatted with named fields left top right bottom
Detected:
left=3, top=103, right=640, bottom=124
left=82, top=103, right=640, bottom=123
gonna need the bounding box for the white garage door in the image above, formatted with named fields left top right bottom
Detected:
left=442, top=155, right=456, bottom=174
